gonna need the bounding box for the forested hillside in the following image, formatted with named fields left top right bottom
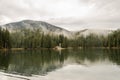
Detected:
left=0, top=28, right=120, bottom=49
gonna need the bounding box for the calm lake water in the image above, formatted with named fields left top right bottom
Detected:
left=0, top=49, right=120, bottom=80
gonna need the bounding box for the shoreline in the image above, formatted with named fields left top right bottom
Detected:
left=0, top=47, right=120, bottom=51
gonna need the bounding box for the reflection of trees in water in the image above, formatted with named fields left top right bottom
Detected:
left=1, top=50, right=67, bottom=76
left=66, top=49, right=108, bottom=64
left=0, top=49, right=120, bottom=76
left=67, top=49, right=120, bottom=65
left=0, top=50, right=68, bottom=76
left=106, top=49, right=120, bottom=65
left=0, top=51, right=10, bottom=70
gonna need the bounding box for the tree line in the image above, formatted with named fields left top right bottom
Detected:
left=0, top=28, right=11, bottom=49
left=0, top=28, right=120, bottom=49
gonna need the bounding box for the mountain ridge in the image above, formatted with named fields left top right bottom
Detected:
left=0, top=20, right=73, bottom=37
left=0, top=20, right=113, bottom=38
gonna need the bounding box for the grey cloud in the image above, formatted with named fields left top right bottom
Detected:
left=0, top=0, right=120, bottom=30
left=0, top=0, right=54, bottom=19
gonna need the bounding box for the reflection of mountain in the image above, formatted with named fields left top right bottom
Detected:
left=0, top=49, right=120, bottom=76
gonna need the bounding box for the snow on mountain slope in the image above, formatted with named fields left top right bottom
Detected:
left=0, top=20, right=73, bottom=38
left=0, top=20, right=114, bottom=38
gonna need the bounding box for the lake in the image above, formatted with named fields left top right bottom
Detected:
left=0, top=49, right=120, bottom=80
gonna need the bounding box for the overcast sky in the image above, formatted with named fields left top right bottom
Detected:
left=0, top=0, right=120, bottom=31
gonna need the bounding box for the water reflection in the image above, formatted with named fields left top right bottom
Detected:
left=0, top=49, right=120, bottom=76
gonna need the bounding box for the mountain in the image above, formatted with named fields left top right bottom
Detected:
left=74, top=29, right=113, bottom=37
left=0, top=20, right=73, bottom=37
left=0, top=20, right=113, bottom=38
